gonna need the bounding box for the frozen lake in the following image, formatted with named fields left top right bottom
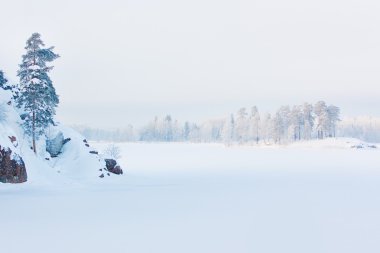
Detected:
left=1, top=142, right=380, bottom=253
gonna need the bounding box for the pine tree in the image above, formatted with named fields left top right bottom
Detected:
left=289, top=105, right=303, bottom=141
left=302, top=103, right=314, bottom=140
left=314, top=101, right=328, bottom=139
left=272, top=112, right=283, bottom=143
left=327, top=105, right=340, bottom=137
left=236, top=108, right=248, bottom=142
left=16, top=33, right=60, bottom=154
left=277, top=106, right=290, bottom=141
left=0, top=70, right=8, bottom=89
left=183, top=122, right=190, bottom=141
left=163, top=115, right=173, bottom=141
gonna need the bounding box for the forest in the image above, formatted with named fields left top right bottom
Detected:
left=74, top=102, right=380, bottom=144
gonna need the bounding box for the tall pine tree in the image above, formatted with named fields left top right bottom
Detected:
left=16, top=33, right=59, bottom=154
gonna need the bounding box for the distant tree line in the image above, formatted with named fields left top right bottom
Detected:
left=73, top=125, right=136, bottom=142
left=74, top=101, right=366, bottom=144
left=338, top=116, right=380, bottom=143
left=139, top=101, right=340, bottom=144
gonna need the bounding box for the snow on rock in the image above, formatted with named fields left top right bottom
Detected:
left=0, top=144, right=27, bottom=183
left=0, top=88, right=121, bottom=185
left=105, top=158, right=123, bottom=175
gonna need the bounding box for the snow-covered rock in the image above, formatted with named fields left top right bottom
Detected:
left=0, top=88, right=123, bottom=184
left=0, top=144, right=27, bottom=183
left=105, top=159, right=123, bottom=175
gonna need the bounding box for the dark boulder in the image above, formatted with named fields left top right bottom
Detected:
left=8, top=136, right=18, bottom=147
left=0, top=146, right=27, bottom=183
left=63, top=138, right=71, bottom=145
left=8, top=136, right=16, bottom=143
left=105, top=159, right=123, bottom=175
left=105, top=159, right=117, bottom=169
left=113, top=165, right=123, bottom=175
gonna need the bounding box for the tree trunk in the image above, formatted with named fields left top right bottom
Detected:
left=32, top=111, right=36, bottom=154
left=32, top=48, right=37, bottom=154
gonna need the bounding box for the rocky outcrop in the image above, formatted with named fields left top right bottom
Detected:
left=105, top=159, right=123, bottom=175
left=0, top=146, right=27, bottom=183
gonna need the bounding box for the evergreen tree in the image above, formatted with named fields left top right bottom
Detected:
left=277, top=106, right=291, bottom=141
left=327, top=105, right=340, bottom=137
left=0, top=70, right=8, bottom=89
left=314, top=101, right=328, bottom=139
left=16, top=33, right=60, bottom=154
left=183, top=122, right=190, bottom=141
left=235, top=108, right=248, bottom=142
left=302, top=103, right=314, bottom=140
left=289, top=105, right=303, bottom=141
left=163, top=115, right=173, bottom=141
left=272, top=112, right=283, bottom=143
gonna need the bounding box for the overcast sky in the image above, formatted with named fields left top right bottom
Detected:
left=1, top=0, right=380, bottom=128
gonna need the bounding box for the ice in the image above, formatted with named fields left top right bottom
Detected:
left=1, top=141, right=379, bottom=253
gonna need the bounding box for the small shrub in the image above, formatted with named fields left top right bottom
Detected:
left=102, top=144, right=121, bottom=160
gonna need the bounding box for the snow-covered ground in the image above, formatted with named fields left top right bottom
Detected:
left=1, top=140, right=380, bottom=253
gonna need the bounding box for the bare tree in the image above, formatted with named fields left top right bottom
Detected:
left=102, top=144, right=121, bottom=160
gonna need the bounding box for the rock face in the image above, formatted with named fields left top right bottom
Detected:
left=105, top=159, right=123, bottom=175
left=0, top=146, right=27, bottom=183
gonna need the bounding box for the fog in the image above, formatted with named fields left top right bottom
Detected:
left=1, top=0, right=380, bottom=127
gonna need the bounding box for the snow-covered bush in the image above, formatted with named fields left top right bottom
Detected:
left=102, top=144, right=121, bottom=160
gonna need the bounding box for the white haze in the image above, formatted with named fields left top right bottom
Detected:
left=1, top=0, right=380, bottom=127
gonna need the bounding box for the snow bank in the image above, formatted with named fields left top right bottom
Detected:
left=286, top=137, right=378, bottom=149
